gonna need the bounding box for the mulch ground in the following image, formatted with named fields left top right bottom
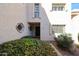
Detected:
left=52, top=41, right=79, bottom=56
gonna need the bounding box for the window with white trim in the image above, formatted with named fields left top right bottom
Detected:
left=52, top=25, right=65, bottom=33
left=34, top=3, right=40, bottom=18
left=52, top=3, right=65, bottom=11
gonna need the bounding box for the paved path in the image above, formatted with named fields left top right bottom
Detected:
left=51, top=41, right=79, bottom=56
left=50, top=43, right=62, bottom=56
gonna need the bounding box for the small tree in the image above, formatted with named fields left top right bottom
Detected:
left=57, top=34, right=73, bottom=50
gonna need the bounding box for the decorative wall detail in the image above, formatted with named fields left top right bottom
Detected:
left=16, top=23, right=24, bottom=33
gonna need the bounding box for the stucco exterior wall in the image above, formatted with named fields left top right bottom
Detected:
left=42, top=2, right=72, bottom=35
left=71, top=15, right=79, bottom=44
left=0, top=3, right=55, bottom=44
left=0, top=2, right=76, bottom=44
left=0, top=4, right=29, bottom=44
left=26, top=3, right=55, bottom=41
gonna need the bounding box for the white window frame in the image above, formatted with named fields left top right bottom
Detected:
left=52, top=25, right=65, bottom=33
left=52, top=3, right=65, bottom=11
left=34, top=3, right=40, bottom=18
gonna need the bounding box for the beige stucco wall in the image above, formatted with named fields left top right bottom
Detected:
left=71, top=15, right=79, bottom=44
left=0, top=3, right=55, bottom=44
left=26, top=3, right=55, bottom=41
left=1, top=2, right=78, bottom=44
left=0, top=4, right=30, bottom=44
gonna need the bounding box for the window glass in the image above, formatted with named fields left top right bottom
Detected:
left=52, top=3, right=65, bottom=11
left=34, top=3, right=39, bottom=17
left=52, top=25, right=65, bottom=33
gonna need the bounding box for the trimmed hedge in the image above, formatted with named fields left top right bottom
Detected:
left=0, top=38, right=57, bottom=56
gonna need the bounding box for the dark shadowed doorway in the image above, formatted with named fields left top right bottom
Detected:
left=28, top=22, right=40, bottom=38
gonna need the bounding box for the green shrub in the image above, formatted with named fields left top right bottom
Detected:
left=0, top=38, right=57, bottom=56
left=57, top=34, right=73, bottom=50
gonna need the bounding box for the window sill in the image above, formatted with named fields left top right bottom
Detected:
left=50, top=10, right=67, bottom=12
left=32, top=17, right=41, bottom=19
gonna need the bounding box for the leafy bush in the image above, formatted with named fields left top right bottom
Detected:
left=0, top=38, right=57, bottom=56
left=57, top=34, right=73, bottom=50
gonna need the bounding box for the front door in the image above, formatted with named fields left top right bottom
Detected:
left=28, top=22, right=40, bottom=38
left=35, top=26, right=40, bottom=37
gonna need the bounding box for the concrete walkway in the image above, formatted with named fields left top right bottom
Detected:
left=50, top=43, right=62, bottom=56
left=51, top=42, right=79, bottom=56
